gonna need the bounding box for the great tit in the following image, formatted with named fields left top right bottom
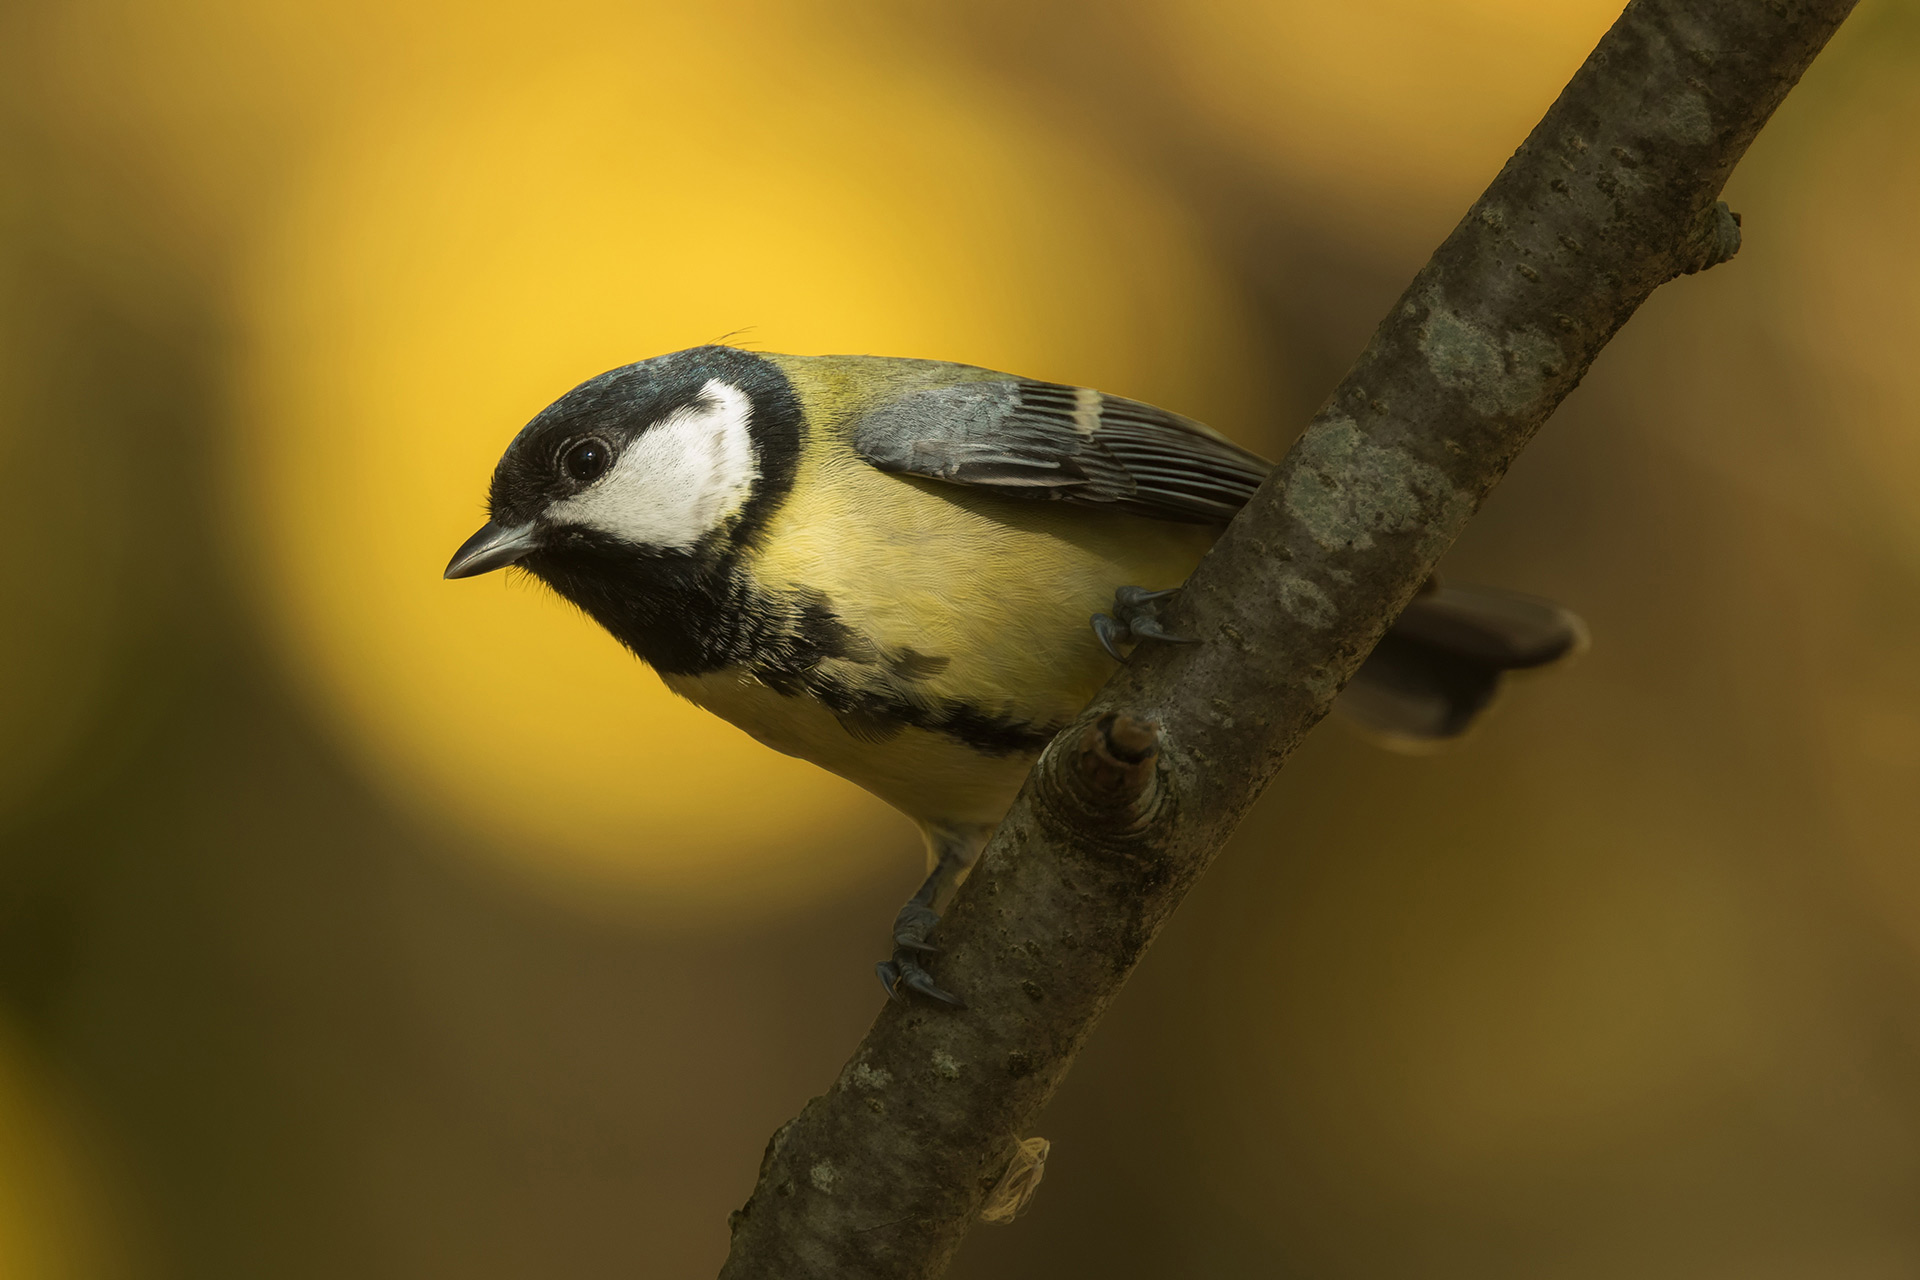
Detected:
left=446, top=346, right=1582, bottom=1003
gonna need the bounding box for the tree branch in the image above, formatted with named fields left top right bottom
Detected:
left=719, top=1, right=1857, bottom=1275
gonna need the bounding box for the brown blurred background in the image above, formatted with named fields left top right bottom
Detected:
left=3, top=0, right=1919, bottom=1275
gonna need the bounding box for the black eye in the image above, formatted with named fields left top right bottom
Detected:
left=562, top=438, right=611, bottom=483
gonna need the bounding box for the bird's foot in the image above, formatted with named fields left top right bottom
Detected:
left=876, top=955, right=963, bottom=1006
left=876, top=901, right=964, bottom=1006
left=1091, top=585, right=1198, bottom=661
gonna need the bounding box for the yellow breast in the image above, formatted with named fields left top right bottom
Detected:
left=658, top=361, right=1219, bottom=829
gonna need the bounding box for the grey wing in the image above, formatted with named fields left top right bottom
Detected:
left=850, top=378, right=1271, bottom=524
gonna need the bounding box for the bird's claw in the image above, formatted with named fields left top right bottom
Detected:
left=1128, top=614, right=1190, bottom=644
left=892, top=902, right=942, bottom=954
left=1113, top=586, right=1179, bottom=609
left=1091, top=612, right=1129, bottom=661
left=877, top=956, right=965, bottom=1007
left=878, top=900, right=961, bottom=1002
left=1092, top=585, right=1197, bottom=658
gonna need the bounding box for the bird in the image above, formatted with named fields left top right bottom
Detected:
left=445, top=345, right=1584, bottom=1004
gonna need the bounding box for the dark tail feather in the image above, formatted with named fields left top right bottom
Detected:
left=1336, top=583, right=1587, bottom=749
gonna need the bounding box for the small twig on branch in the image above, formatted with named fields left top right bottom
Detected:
left=719, top=2, right=1858, bottom=1276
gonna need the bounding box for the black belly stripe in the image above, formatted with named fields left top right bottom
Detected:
left=932, top=701, right=1061, bottom=757
left=762, top=661, right=1061, bottom=758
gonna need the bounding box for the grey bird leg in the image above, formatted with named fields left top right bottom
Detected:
left=1091, top=585, right=1198, bottom=660
left=877, top=823, right=992, bottom=1006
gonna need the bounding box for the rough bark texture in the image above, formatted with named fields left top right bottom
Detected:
left=720, top=1, right=1858, bottom=1275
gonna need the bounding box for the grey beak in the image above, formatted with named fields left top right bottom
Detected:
left=444, top=520, right=541, bottom=579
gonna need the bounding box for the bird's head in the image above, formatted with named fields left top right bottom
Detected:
left=444, top=346, right=804, bottom=584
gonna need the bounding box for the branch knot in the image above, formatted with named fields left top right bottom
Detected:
left=1677, top=200, right=1742, bottom=276
left=1035, top=712, right=1167, bottom=846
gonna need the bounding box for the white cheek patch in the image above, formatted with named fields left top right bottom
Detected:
left=547, top=379, right=759, bottom=550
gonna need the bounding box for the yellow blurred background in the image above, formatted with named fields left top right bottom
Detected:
left=2, top=0, right=1917, bottom=1275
